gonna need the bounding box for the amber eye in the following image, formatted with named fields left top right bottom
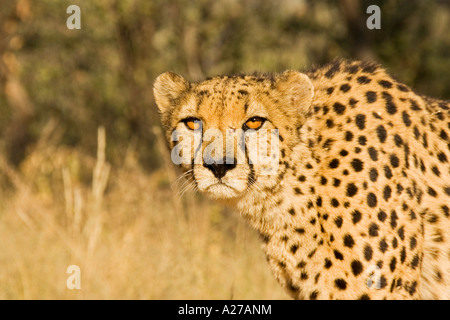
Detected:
left=244, top=117, right=265, bottom=130
left=183, top=117, right=202, bottom=131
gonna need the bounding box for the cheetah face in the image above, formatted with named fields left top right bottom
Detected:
left=153, top=71, right=314, bottom=200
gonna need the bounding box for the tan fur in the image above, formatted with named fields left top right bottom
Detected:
left=153, top=59, right=450, bottom=299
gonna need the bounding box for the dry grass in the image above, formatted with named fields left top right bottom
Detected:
left=0, top=126, right=287, bottom=300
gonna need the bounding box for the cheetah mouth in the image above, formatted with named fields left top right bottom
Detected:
left=203, top=181, right=241, bottom=199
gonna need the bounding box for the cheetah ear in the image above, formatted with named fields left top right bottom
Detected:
left=275, top=70, right=314, bottom=113
left=153, top=72, right=190, bottom=114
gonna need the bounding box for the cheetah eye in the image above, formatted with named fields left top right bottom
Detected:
left=244, top=117, right=266, bottom=130
left=182, top=117, right=202, bottom=131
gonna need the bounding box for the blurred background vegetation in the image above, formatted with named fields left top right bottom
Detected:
left=0, top=0, right=449, bottom=299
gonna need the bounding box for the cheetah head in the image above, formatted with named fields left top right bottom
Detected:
left=153, top=71, right=314, bottom=200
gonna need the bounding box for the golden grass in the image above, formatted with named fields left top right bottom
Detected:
left=0, top=127, right=288, bottom=300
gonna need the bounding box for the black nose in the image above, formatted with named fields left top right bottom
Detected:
left=203, top=158, right=237, bottom=179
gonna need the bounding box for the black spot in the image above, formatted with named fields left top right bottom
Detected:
left=369, top=223, right=379, bottom=236
left=334, top=250, right=344, bottom=260
left=368, top=147, right=378, bottom=161
left=325, top=61, right=341, bottom=78
left=316, top=196, right=322, bottom=207
left=351, top=260, right=363, bottom=276
left=384, top=166, right=393, bottom=179
left=402, top=111, right=411, bottom=127
left=397, top=84, right=409, bottom=92
left=346, top=64, right=359, bottom=74
left=297, top=260, right=307, bottom=268
left=379, top=276, right=387, bottom=289
left=340, top=83, right=351, bottom=92
left=440, top=130, right=448, bottom=141
left=392, top=237, right=398, bottom=249
left=359, top=294, right=371, bottom=300
left=290, top=244, right=299, bottom=254
left=411, top=254, right=419, bottom=269
left=431, top=166, right=440, bottom=176
left=390, top=210, right=398, bottom=229
left=379, top=238, right=388, bottom=253
left=376, top=125, right=387, bottom=143
left=443, top=187, right=450, bottom=196
left=324, top=258, right=332, bottom=269
left=300, top=271, right=308, bottom=280
left=344, top=234, right=355, bottom=248
left=327, top=87, right=335, bottom=95
left=437, top=152, right=447, bottom=163
left=364, top=245, right=373, bottom=261
left=345, top=131, right=354, bottom=141
left=390, top=154, right=399, bottom=168
left=289, top=208, right=296, bottom=215
left=349, top=98, right=358, bottom=106
left=367, top=193, right=377, bottom=208
left=340, top=149, right=349, bottom=157
left=294, top=187, right=302, bottom=195
left=334, top=278, right=347, bottom=290
left=382, top=91, right=397, bottom=114
left=320, top=176, right=327, bottom=185
left=400, top=247, right=407, bottom=263
left=329, top=159, right=340, bottom=169
left=383, top=185, right=392, bottom=201
left=378, top=80, right=393, bottom=88
left=295, top=228, right=305, bottom=234
left=351, top=158, right=364, bottom=172
left=357, top=76, right=371, bottom=84
left=378, top=210, right=387, bottom=222
left=350, top=211, right=362, bottom=225
left=442, top=205, right=449, bottom=217
left=369, top=168, right=378, bottom=182
left=331, top=198, right=339, bottom=207
left=397, top=226, right=405, bottom=240
left=427, top=187, right=437, bottom=197
left=410, top=99, right=421, bottom=111
left=358, top=136, right=367, bottom=146
left=394, top=134, right=403, bottom=147
left=389, top=257, right=397, bottom=272
left=287, top=280, right=299, bottom=293
left=366, top=91, right=377, bottom=103
left=410, top=237, right=417, bottom=250
left=333, top=178, right=341, bottom=187
left=298, top=175, right=306, bottom=182
left=333, top=102, right=346, bottom=115
left=309, top=290, right=319, bottom=300
left=334, top=216, right=343, bottom=228
left=346, top=183, right=358, bottom=197
left=326, top=119, right=334, bottom=128
left=355, top=114, right=366, bottom=130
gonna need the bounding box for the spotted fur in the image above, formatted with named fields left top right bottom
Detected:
left=153, top=59, right=450, bottom=300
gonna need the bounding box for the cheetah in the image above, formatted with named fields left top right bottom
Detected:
left=153, top=59, right=450, bottom=300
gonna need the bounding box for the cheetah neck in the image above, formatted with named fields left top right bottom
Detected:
left=233, top=128, right=332, bottom=298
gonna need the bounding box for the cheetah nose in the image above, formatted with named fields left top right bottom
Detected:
left=203, top=158, right=237, bottom=179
